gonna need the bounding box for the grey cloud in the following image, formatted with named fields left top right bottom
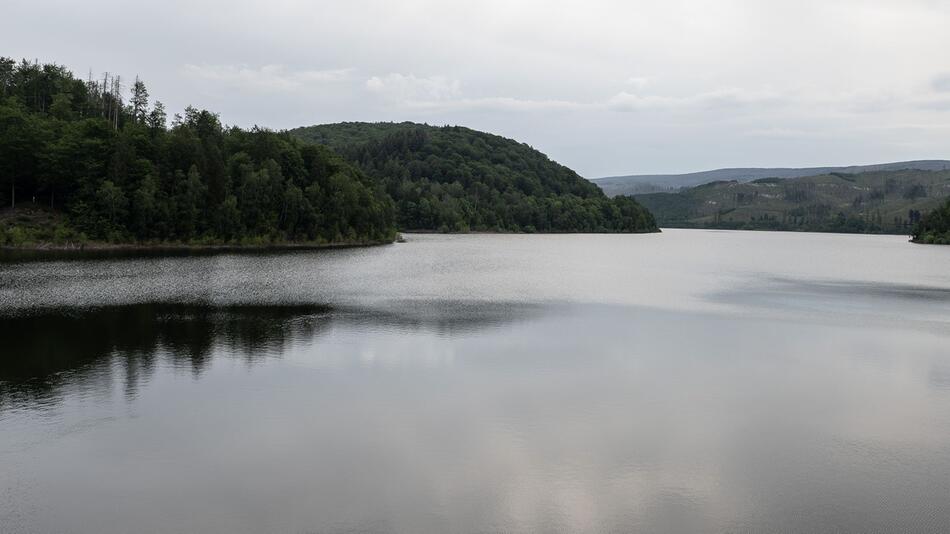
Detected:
left=607, top=88, right=785, bottom=112
left=404, top=96, right=587, bottom=112
left=932, top=73, right=950, bottom=92
left=365, top=73, right=462, bottom=102
left=183, top=64, right=354, bottom=93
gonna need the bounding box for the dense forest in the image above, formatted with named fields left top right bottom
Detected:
left=912, top=198, right=950, bottom=244
left=0, top=58, right=396, bottom=246
left=0, top=60, right=657, bottom=248
left=634, top=170, right=950, bottom=235
left=290, top=122, right=657, bottom=233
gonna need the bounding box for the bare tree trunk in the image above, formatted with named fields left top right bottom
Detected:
left=102, top=72, right=109, bottom=120
left=114, top=75, right=122, bottom=130
left=34, top=59, right=41, bottom=113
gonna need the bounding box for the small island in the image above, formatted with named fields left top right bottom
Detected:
left=0, top=59, right=657, bottom=250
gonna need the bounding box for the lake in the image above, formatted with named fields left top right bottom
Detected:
left=1, top=229, right=949, bottom=533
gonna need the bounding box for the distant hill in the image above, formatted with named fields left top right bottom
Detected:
left=289, top=122, right=657, bottom=233
left=635, top=168, right=950, bottom=234
left=594, top=160, right=950, bottom=196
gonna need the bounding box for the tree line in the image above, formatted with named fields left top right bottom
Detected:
left=0, top=58, right=396, bottom=245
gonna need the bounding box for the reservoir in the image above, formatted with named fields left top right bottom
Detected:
left=2, top=230, right=949, bottom=533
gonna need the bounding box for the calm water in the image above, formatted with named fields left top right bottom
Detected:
left=2, top=230, right=950, bottom=533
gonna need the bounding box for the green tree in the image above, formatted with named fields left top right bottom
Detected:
left=147, top=101, right=166, bottom=131
left=49, top=93, right=74, bottom=120
left=132, top=174, right=160, bottom=238
left=97, top=179, right=128, bottom=227
left=130, top=77, right=149, bottom=123
left=0, top=97, right=40, bottom=209
left=214, top=194, right=242, bottom=240
left=173, top=165, right=207, bottom=238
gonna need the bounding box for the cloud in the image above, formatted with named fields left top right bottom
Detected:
left=366, top=75, right=794, bottom=115
left=183, top=64, right=353, bottom=92
left=607, top=86, right=950, bottom=116
left=624, top=76, right=650, bottom=89
left=405, top=96, right=585, bottom=112
left=607, top=92, right=678, bottom=111
left=365, top=73, right=585, bottom=112
left=811, top=88, right=950, bottom=114
left=607, top=88, right=783, bottom=112
left=915, top=96, right=950, bottom=111
left=932, top=73, right=950, bottom=92
left=365, top=73, right=461, bottom=102
left=742, top=127, right=831, bottom=139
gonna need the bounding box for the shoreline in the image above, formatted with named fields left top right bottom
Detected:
left=401, top=228, right=661, bottom=235
left=1, top=229, right=662, bottom=253
left=0, top=238, right=399, bottom=255
left=647, top=224, right=913, bottom=237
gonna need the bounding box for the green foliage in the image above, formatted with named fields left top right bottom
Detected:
left=0, top=204, right=86, bottom=246
left=0, top=58, right=396, bottom=245
left=912, top=198, right=950, bottom=244
left=636, top=169, right=950, bottom=235
left=290, top=122, right=657, bottom=233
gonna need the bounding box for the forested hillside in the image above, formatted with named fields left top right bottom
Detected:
left=0, top=58, right=396, bottom=246
left=594, top=161, right=950, bottom=195
left=290, top=122, right=657, bottom=233
left=635, top=169, right=950, bottom=234
left=913, top=198, right=950, bottom=244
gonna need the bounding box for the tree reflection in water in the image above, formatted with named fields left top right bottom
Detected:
left=0, top=300, right=542, bottom=411
left=0, top=304, right=333, bottom=409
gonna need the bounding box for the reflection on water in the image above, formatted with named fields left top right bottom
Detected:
left=2, top=231, right=950, bottom=533
left=0, top=301, right=546, bottom=411
left=0, top=301, right=541, bottom=409
left=0, top=304, right=331, bottom=408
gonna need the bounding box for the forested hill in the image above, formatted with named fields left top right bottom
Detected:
left=913, top=198, right=950, bottom=244
left=289, top=122, right=657, bottom=233
left=635, top=169, right=950, bottom=234
left=595, top=160, right=950, bottom=195
left=0, top=58, right=397, bottom=247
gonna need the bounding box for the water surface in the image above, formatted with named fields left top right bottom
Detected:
left=2, top=230, right=949, bottom=533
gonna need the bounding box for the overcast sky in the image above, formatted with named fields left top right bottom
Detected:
left=6, top=0, right=950, bottom=177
